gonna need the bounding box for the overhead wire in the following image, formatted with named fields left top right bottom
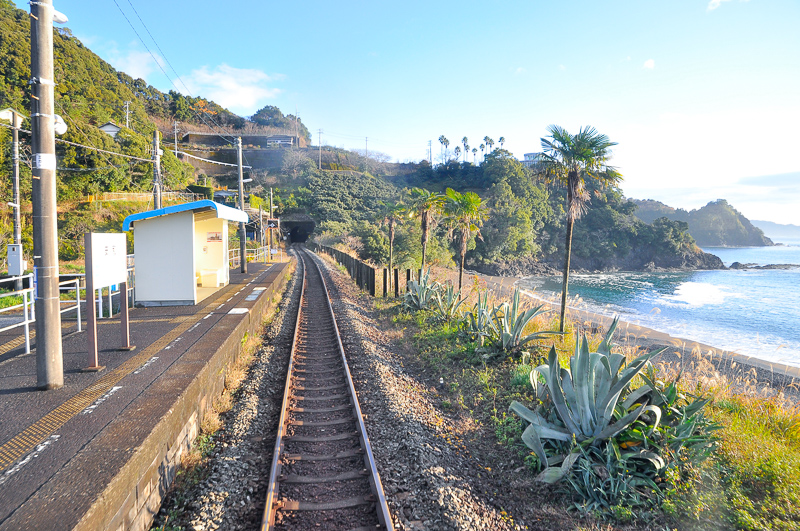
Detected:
left=110, top=0, right=236, bottom=144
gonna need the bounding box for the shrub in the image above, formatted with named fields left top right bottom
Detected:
left=403, top=267, right=440, bottom=311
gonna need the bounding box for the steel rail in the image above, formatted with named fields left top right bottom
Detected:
left=261, top=246, right=393, bottom=530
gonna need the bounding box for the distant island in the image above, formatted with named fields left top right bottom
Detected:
left=750, top=220, right=800, bottom=244
left=629, top=198, right=773, bottom=247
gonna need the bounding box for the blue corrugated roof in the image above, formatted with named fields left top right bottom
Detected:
left=122, top=200, right=248, bottom=231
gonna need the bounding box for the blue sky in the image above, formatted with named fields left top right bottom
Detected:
left=17, top=0, right=800, bottom=224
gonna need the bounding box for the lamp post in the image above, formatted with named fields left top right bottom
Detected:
left=0, top=108, right=24, bottom=290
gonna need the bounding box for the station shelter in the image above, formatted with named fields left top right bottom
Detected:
left=122, top=200, right=248, bottom=306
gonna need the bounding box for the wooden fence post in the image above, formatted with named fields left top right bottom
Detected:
left=394, top=269, right=399, bottom=298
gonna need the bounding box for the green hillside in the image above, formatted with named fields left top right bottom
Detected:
left=631, top=198, right=773, bottom=247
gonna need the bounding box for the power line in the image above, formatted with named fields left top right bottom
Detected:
left=110, top=0, right=235, bottom=144
left=1, top=123, right=153, bottom=162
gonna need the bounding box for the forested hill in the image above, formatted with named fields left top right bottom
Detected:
left=630, top=199, right=773, bottom=247
left=295, top=150, right=723, bottom=274
left=0, top=0, right=308, bottom=201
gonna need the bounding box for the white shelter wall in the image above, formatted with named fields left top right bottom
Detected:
left=133, top=211, right=196, bottom=303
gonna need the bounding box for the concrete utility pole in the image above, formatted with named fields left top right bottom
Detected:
left=30, top=0, right=63, bottom=390
left=152, top=129, right=162, bottom=209
left=269, top=187, right=274, bottom=262
left=237, top=137, right=247, bottom=274
left=365, top=137, right=368, bottom=159
left=173, top=121, right=179, bottom=155
left=124, top=100, right=131, bottom=128
left=318, top=129, right=322, bottom=170
left=259, top=204, right=264, bottom=258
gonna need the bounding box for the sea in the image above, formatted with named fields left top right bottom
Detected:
left=517, top=239, right=800, bottom=368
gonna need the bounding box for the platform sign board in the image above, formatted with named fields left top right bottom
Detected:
left=265, top=219, right=279, bottom=229
left=90, top=233, right=127, bottom=288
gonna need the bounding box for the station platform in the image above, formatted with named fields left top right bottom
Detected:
left=0, top=261, right=292, bottom=531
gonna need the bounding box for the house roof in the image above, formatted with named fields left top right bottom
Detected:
left=98, top=121, right=121, bottom=131
left=122, top=200, right=248, bottom=231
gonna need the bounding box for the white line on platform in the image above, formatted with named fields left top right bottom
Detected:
left=82, top=386, right=123, bottom=415
left=0, top=435, right=60, bottom=486
left=134, top=357, right=159, bottom=375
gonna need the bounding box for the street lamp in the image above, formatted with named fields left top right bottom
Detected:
left=0, top=108, right=26, bottom=290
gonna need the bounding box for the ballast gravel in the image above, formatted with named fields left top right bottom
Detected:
left=151, top=249, right=587, bottom=530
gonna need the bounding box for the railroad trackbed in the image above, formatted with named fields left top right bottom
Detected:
left=262, top=247, right=392, bottom=530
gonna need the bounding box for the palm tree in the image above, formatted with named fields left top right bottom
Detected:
left=472, top=147, right=477, bottom=163
left=378, top=200, right=405, bottom=292
left=438, top=135, right=450, bottom=163
left=486, top=137, right=495, bottom=152
left=444, top=188, right=488, bottom=291
left=539, top=125, right=621, bottom=332
left=480, top=143, right=485, bottom=160
left=454, top=145, right=461, bottom=161
left=499, top=136, right=506, bottom=149
left=408, top=187, right=445, bottom=277
left=462, top=137, right=469, bottom=162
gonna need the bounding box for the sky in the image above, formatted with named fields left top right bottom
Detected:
left=14, top=0, right=800, bottom=224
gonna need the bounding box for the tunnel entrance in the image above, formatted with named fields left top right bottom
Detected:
left=290, top=226, right=309, bottom=243
left=281, top=214, right=316, bottom=244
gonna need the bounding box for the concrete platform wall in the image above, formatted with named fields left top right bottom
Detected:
left=77, top=261, right=293, bottom=531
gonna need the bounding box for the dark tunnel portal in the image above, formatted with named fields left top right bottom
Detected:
left=290, top=226, right=309, bottom=243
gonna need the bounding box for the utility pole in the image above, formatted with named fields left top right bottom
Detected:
left=428, top=140, right=432, bottom=165
left=365, top=137, right=368, bottom=159
left=259, top=204, right=264, bottom=260
left=173, top=121, right=179, bottom=155
left=124, top=100, right=131, bottom=128
left=152, top=129, right=162, bottom=209
left=30, top=0, right=63, bottom=390
left=269, top=187, right=274, bottom=262
left=237, top=137, right=247, bottom=274
left=318, top=129, right=322, bottom=170
left=294, top=105, right=298, bottom=147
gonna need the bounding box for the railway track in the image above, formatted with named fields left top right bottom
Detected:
left=262, top=247, right=393, bottom=530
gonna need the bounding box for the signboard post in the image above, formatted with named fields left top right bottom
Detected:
left=266, top=219, right=279, bottom=263
left=84, top=232, right=132, bottom=372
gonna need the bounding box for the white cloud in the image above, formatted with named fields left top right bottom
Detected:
left=182, top=64, right=282, bottom=115
left=558, top=64, right=566, bottom=71
left=104, top=41, right=163, bottom=81
left=707, top=0, right=750, bottom=11
left=514, top=66, right=526, bottom=75
left=643, top=59, right=655, bottom=69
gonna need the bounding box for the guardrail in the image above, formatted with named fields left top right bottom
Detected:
left=230, top=246, right=284, bottom=269
left=0, top=274, right=82, bottom=354
left=93, top=192, right=203, bottom=203
left=0, top=254, right=134, bottom=353
left=0, top=274, right=35, bottom=353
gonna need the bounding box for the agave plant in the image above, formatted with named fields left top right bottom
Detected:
left=403, top=267, right=440, bottom=311
left=510, top=318, right=665, bottom=483
left=462, top=290, right=496, bottom=346
left=489, top=288, right=556, bottom=353
left=432, top=283, right=467, bottom=322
